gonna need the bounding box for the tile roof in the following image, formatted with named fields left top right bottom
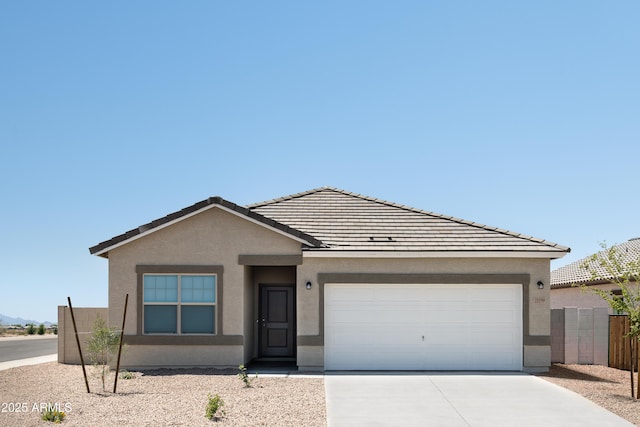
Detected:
left=89, top=196, right=324, bottom=256
left=90, top=186, right=570, bottom=257
left=551, top=238, right=640, bottom=289
left=249, top=187, right=569, bottom=254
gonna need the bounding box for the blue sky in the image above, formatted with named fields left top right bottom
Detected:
left=1, top=1, right=638, bottom=323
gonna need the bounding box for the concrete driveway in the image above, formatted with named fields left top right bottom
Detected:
left=325, top=372, right=633, bottom=426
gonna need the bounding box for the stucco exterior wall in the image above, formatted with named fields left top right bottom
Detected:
left=106, top=207, right=301, bottom=368
left=296, top=256, right=551, bottom=371
left=550, top=283, right=622, bottom=313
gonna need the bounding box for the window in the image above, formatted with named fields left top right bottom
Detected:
left=143, top=274, right=216, bottom=334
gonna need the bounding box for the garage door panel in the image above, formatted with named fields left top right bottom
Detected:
left=376, top=287, right=427, bottom=301
left=331, top=307, right=424, bottom=323
left=467, top=309, right=518, bottom=323
left=469, top=333, right=519, bottom=347
left=327, top=287, right=375, bottom=302
left=469, top=287, right=519, bottom=301
left=325, top=283, right=522, bottom=371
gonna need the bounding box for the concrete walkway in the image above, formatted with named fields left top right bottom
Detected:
left=0, top=354, right=57, bottom=371
left=325, top=372, right=634, bottom=427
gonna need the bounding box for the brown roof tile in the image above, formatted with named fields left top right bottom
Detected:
left=249, top=187, right=569, bottom=254
left=90, top=187, right=570, bottom=257
left=89, top=196, right=324, bottom=256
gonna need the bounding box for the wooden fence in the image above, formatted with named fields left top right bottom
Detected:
left=609, top=315, right=640, bottom=370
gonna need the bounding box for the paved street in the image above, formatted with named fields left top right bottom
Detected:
left=0, top=336, right=57, bottom=362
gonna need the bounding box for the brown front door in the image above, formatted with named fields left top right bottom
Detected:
left=259, top=285, right=295, bottom=358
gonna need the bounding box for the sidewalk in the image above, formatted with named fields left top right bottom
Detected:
left=0, top=354, right=57, bottom=371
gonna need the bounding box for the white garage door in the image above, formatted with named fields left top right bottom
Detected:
left=324, top=283, right=522, bottom=371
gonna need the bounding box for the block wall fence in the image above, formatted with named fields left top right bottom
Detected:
left=550, top=307, right=609, bottom=366
left=57, top=306, right=108, bottom=364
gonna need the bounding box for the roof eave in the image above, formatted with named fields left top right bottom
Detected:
left=550, top=278, right=614, bottom=290
left=89, top=197, right=323, bottom=257
left=302, top=249, right=569, bottom=259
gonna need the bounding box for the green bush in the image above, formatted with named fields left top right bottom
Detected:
left=41, top=406, right=66, bottom=423
left=26, top=324, right=36, bottom=335
left=205, top=394, right=225, bottom=421
left=37, top=324, right=46, bottom=335
left=86, top=316, right=121, bottom=392
left=119, top=370, right=135, bottom=380
left=237, top=364, right=257, bottom=388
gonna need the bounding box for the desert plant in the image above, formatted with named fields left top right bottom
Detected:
left=37, top=323, right=46, bottom=335
left=237, top=364, right=257, bottom=388
left=119, top=370, right=135, bottom=380
left=41, top=406, right=66, bottom=423
left=52, top=324, right=58, bottom=335
left=26, top=323, right=36, bottom=335
left=575, top=242, right=640, bottom=399
left=205, top=393, right=225, bottom=421
left=86, top=316, right=121, bottom=392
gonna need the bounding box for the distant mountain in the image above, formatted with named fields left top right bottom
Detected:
left=0, top=313, right=54, bottom=327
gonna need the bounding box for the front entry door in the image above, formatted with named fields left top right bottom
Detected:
left=259, top=285, right=295, bottom=358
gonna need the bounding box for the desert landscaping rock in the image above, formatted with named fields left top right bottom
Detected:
left=0, top=362, right=326, bottom=426
left=3, top=361, right=640, bottom=426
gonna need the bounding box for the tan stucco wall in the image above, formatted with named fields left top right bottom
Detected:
left=296, top=256, right=551, bottom=370
left=551, top=284, right=619, bottom=313
left=123, top=345, right=242, bottom=369
left=107, top=207, right=302, bottom=367
left=550, top=282, right=640, bottom=314
left=523, top=346, right=550, bottom=373
left=58, top=306, right=109, bottom=364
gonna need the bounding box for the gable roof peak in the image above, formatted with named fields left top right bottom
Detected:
left=247, top=186, right=345, bottom=208
left=89, top=194, right=324, bottom=257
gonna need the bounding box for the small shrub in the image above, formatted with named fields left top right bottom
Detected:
left=120, top=370, right=135, bottom=380
left=26, top=323, right=36, bottom=335
left=86, top=316, right=121, bottom=392
left=41, top=407, right=66, bottom=423
left=52, top=325, right=58, bottom=335
left=205, top=394, right=225, bottom=421
left=37, top=324, right=46, bottom=335
left=237, top=364, right=257, bottom=388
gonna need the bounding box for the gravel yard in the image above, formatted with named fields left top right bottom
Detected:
left=3, top=361, right=640, bottom=426
left=0, top=362, right=326, bottom=426
left=536, top=364, right=640, bottom=426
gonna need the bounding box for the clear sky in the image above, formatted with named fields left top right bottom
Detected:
left=1, top=1, right=638, bottom=323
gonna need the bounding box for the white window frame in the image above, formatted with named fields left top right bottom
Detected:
left=143, top=273, right=217, bottom=335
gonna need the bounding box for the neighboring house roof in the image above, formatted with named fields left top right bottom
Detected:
left=90, top=187, right=570, bottom=258
left=551, top=238, right=640, bottom=289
